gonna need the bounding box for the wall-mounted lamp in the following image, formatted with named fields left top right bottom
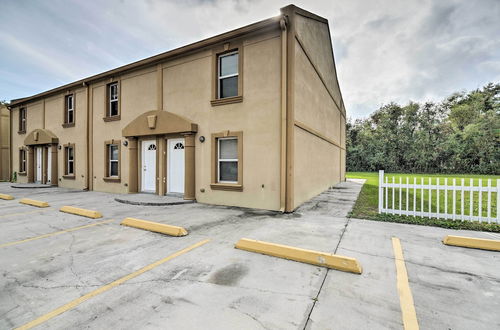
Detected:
left=123, top=140, right=128, bottom=146
left=58, top=145, right=62, bottom=150
left=199, top=136, right=205, bottom=143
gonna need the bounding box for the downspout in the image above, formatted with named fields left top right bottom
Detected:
left=279, top=16, right=288, bottom=212
left=8, top=105, right=12, bottom=182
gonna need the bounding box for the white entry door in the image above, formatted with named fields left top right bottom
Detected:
left=35, top=147, right=42, bottom=183
left=141, top=140, right=157, bottom=192
left=168, top=138, right=185, bottom=194
left=47, top=147, right=51, bottom=184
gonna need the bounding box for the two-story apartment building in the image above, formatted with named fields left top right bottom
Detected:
left=8, top=5, right=346, bottom=212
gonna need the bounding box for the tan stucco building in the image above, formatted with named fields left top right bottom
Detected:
left=8, top=5, right=346, bottom=212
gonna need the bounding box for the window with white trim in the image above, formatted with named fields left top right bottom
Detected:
left=218, top=137, right=238, bottom=183
left=108, top=144, right=119, bottom=177
left=19, top=149, right=26, bottom=172
left=65, top=94, right=74, bottom=124
left=217, top=51, right=239, bottom=98
left=108, top=82, right=119, bottom=117
left=19, top=107, right=26, bottom=132
left=65, top=146, right=74, bottom=175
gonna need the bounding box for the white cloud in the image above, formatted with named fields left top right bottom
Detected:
left=1, top=0, right=499, bottom=118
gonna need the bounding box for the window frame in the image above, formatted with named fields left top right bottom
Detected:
left=63, top=93, right=75, bottom=127
left=104, top=81, right=121, bottom=121
left=211, top=42, right=243, bottom=106
left=18, top=107, right=27, bottom=133
left=104, top=140, right=121, bottom=182
left=211, top=131, right=243, bottom=191
left=19, top=148, right=27, bottom=174
left=217, top=137, right=238, bottom=184
left=217, top=51, right=239, bottom=99
left=63, top=143, right=75, bottom=178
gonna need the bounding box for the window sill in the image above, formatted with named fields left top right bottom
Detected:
left=63, top=175, right=76, bottom=180
left=18, top=130, right=26, bottom=135
left=103, top=115, right=121, bottom=122
left=210, top=95, right=243, bottom=106
left=62, top=122, right=75, bottom=128
left=210, top=183, right=243, bottom=191
left=103, top=177, right=121, bottom=183
left=18, top=172, right=26, bottom=176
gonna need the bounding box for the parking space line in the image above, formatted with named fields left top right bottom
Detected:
left=0, top=219, right=115, bottom=248
left=15, top=239, right=210, bottom=330
left=0, top=209, right=49, bottom=219
left=392, top=237, right=419, bottom=330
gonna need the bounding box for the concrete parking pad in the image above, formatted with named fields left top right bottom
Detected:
left=1, top=181, right=499, bottom=329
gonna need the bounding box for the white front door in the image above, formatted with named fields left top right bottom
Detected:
left=168, top=138, right=185, bottom=194
left=47, top=147, right=51, bottom=184
left=35, top=147, right=42, bottom=183
left=141, top=140, right=157, bottom=192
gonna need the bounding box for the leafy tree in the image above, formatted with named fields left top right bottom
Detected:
left=346, top=83, right=500, bottom=174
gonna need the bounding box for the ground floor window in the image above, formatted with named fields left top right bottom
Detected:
left=64, top=144, right=75, bottom=176
left=218, top=137, right=238, bottom=183
left=211, top=131, right=243, bottom=191
left=104, top=140, right=121, bottom=181
left=19, top=148, right=26, bottom=173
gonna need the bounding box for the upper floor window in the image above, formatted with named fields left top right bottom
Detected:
left=19, top=107, right=26, bottom=133
left=218, top=51, right=239, bottom=99
left=64, top=94, right=75, bottom=125
left=107, top=82, right=119, bottom=117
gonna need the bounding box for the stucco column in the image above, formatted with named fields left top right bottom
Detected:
left=27, top=146, right=34, bottom=183
left=127, top=138, right=138, bottom=193
left=184, top=134, right=195, bottom=200
left=51, top=144, right=58, bottom=186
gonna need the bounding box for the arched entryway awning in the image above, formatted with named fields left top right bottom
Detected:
left=23, top=129, right=58, bottom=185
left=122, top=110, right=197, bottom=137
left=24, top=128, right=59, bottom=145
left=122, top=110, right=197, bottom=200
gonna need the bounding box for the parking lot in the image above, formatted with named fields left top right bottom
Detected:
left=0, top=181, right=499, bottom=329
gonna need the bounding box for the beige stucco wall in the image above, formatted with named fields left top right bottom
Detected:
left=163, top=31, right=282, bottom=210
left=292, top=13, right=346, bottom=209
left=10, top=88, right=88, bottom=188
left=0, top=105, right=9, bottom=181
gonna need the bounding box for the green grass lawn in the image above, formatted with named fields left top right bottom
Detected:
left=347, top=172, right=500, bottom=232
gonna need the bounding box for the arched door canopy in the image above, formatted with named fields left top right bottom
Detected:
left=122, top=110, right=198, bottom=137
left=24, top=129, right=59, bottom=146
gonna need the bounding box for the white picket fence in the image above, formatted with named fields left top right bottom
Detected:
left=378, top=170, right=499, bottom=223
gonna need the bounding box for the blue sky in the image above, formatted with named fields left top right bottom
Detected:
left=1, top=0, right=499, bottom=118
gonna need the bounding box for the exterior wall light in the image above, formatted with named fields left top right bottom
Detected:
left=199, top=136, right=205, bottom=143
left=58, top=145, right=62, bottom=150
left=123, top=140, right=128, bottom=146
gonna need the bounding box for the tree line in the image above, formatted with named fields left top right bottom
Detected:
left=346, top=83, right=499, bottom=174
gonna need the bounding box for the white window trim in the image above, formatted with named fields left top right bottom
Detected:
left=108, top=83, right=119, bottom=116
left=20, top=108, right=26, bottom=131
left=66, top=95, right=74, bottom=123
left=108, top=144, right=119, bottom=177
left=20, top=149, right=26, bottom=172
left=217, top=51, right=239, bottom=99
left=217, top=137, right=238, bottom=184
left=66, top=147, right=74, bottom=175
